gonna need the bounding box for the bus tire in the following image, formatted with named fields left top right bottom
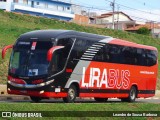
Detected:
left=121, top=86, right=137, bottom=102
left=63, top=85, right=77, bottom=103
left=30, top=96, right=42, bottom=103
left=94, top=98, right=108, bottom=102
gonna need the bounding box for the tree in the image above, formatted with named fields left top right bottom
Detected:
left=137, top=27, right=150, bottom=35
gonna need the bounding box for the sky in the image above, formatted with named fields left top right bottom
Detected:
left=68, top=0, right=160, bottom=22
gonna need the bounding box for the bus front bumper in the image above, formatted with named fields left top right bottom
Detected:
left=7, top=89, right=67, bottom=98
left=7, top=80, right=68, bottom=98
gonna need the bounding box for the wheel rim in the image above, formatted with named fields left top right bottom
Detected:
left=130, top=88, right=136, bottom=100
left=68, top=88, right=75, bottom=100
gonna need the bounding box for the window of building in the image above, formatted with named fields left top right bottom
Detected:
left=67, top=7, right=70, bottom=10
left=36, top=2, right=39, bottom=5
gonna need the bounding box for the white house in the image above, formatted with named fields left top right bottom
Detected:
left=93, top=12, right=142, bottom=30
left=0, top=0, right=74, bottom=21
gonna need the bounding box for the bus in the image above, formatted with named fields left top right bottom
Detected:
left=2, top=30, right=158, bottom=103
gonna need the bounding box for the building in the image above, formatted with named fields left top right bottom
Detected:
left=93, top=12, right=143, bottom=30
left=125, top=23, right=160, bottom=38
left=71, top=4, right=90, bottom=24
left=0, top=0, right=74, bottom=21
left=73, top=14, right=89, bottom=24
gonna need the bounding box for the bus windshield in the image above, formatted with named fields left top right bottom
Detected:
left=9, top=41, right=53, bottom=77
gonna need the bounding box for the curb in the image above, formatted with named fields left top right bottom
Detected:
left=0, top=95, right=30, bottom=101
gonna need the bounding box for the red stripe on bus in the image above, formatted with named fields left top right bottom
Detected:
left=109, top=39, right=157, bottom=50
left=80, top=93, right=129, bottom=98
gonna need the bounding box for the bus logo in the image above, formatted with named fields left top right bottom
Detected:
left=81, top=67, right=130, bottom=89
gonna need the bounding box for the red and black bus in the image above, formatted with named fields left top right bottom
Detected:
left=2, top=30, right=158, bottom=102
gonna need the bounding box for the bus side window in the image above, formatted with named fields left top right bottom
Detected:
left=122, top=47, right=137, bottom=65
left=109, top=44, right=122, bottom=63
left=71, top=39, right=85, bottom=59
left=93, top=47, right=104, bottom=62
left=71, top=38, right=94, bottom=60
left=104, top=44, right=110, bottom=62
left=136, top=48, right=145, bottom=66
left=145, top=50, right=157, bottom=66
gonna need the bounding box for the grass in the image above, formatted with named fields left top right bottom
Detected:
left=0, top=103, right=160, bottom=120
left=0, top=10, right=160, bottom=89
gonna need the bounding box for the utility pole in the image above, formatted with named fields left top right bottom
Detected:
left=111, top=0, right=115, bottom=29
left=117, top=5, right=120, bottom=30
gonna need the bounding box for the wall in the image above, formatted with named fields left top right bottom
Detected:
left=0, top=2, right=7, bottom=10
left=73, top=14, right=89, bottom=24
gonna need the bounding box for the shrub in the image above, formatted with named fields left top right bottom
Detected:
left=137, top=27, right=150, bottom=35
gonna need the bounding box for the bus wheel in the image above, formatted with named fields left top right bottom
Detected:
left=30, top=96, right=42, bottom=103
left=121, top=86, right=137, bottom=102
left=63, top=85, right=77, bottom=103
left=94, top=98, right=108, bottom=102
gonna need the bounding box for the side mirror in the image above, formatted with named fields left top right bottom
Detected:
left=2, top=45, right=13, bottom=59
left=47, top=46, right=64, bottom=62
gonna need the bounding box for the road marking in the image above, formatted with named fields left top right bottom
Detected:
left=145, top=98, right=152, bottom=99
left=153, top=97, right=159, bottom=99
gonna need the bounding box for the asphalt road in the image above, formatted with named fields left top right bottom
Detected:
left=0, top=98, right=160, bottom=103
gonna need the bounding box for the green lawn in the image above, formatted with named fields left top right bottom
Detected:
left=0, top=103, right=160, bottom=120
left=0, top=102, right=160, bottom=111
left=0, top=10, right=160, bottom=89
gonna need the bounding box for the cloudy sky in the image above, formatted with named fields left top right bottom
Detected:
left=70, top=0, right=160, bottom=22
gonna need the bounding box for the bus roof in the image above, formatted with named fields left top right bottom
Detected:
left=19, top=30, right=107, bottom=41
left=18, top=30, right=157, bottom=51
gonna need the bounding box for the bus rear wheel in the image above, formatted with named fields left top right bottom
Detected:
left=63, top=85, right=77, bottom=103
left=121, top=86, right=137, bottom=102
left=94, top=98, right=108, bottom=102
left=30, top=96, right=42, bottom=103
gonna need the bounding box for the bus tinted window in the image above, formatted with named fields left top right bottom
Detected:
left=108, top=44, right=122, bottom=63
left=93, top=48, right=104, bottom=62
left=72, top=38, right=94, bottom=59
left=49, top=38, right=73, bottom=74
left=145, top=50, right=157, bottom=66
left=93, top=43, right=157, bottom=66
left=122, top=47, right=138, bottom=65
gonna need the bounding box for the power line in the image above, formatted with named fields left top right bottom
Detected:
left=105, top=0, right=160, bottom=16
left=73, top=0, right=111, bottom=11
left=71, top=0, right=160, bottom=23
left=133, top=0, right=156, bottom=9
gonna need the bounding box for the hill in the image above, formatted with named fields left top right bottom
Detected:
left=0, top=10, right=159, bottom=89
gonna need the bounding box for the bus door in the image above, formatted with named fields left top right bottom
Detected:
left=48, top=37, right=75, bottom=78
